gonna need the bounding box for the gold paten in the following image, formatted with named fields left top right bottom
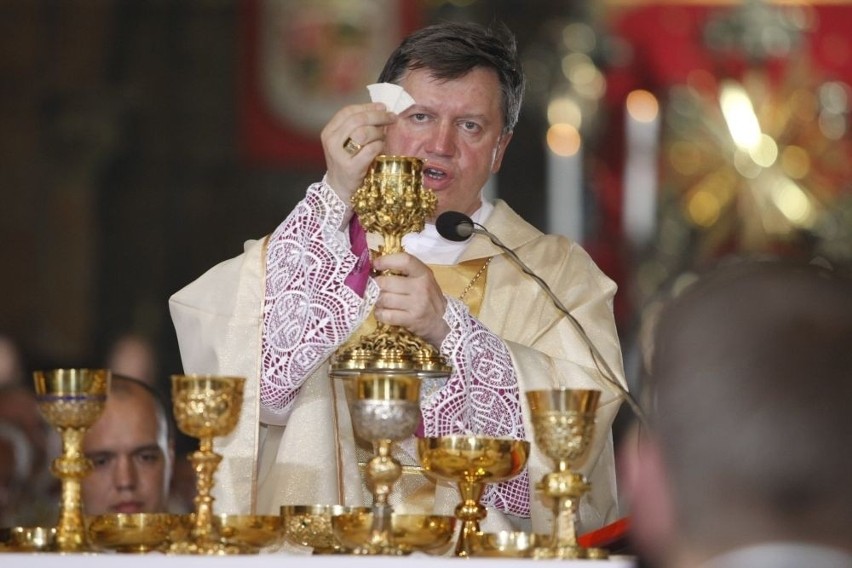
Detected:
left=33, top=368, right=110, bottom=553
left=526, top=388, right=607, bottom=560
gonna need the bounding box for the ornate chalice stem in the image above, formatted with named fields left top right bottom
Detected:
left=190, top=437, right=222, bottom=548
left=454, top=479, right=486, bottom=557
left=52, top=426, right=91, bottom=551
left=364, top=439, right=400, bottom=549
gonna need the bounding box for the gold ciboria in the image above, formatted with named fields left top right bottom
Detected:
left=330, top=155, right=450, bottom=377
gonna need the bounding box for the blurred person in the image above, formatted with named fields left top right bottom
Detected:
left=0, top=421, right=34, bottom=526
left=81, top=375, right=174, bottom=515
left=105, top=332, right=159, bottom=388
left=0, top=384, right=59, bottom=526
left=619, top=259, right=852, bottom=568
left=170, top=20, right=626, bottom=533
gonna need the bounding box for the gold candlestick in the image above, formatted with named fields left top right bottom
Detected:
left=33, top=368, right=110, bottom=553
left=526, top=388, right=606, bottom=560
left=169, top=374, right=245, bottom=555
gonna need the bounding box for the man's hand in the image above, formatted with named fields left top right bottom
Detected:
left=372, top=253, right=450, bottom=348
left=320, top=102, right=397, bottom=222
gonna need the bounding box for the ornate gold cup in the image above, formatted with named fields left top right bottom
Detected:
left=169, top=374, right=245, bottom=555
left=87, top=512, right=186, bottom=553
left=33, top=368, right=110, bottom=552
left=417, top=435, right=530, bottom=557
left=332, top=510, right=455, bottom=555
left=281, top=504, right=367, bottom=554
left=330, top=155, right=450, bottom=377
left=346, top=373, right=421, bottom=555
left=526, top=388, right=605, bottom=559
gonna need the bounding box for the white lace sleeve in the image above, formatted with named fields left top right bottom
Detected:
left=260, top=181, right=379, bottom=421
left=421, top=296, right=531, bottom=518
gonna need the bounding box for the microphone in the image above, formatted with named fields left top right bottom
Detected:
left=435, top=211, right=644, bottom=423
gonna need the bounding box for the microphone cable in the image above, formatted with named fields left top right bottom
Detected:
left=437, top=211, right=648, bottom=427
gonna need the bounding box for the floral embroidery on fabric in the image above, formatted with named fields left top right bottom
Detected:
left=260, top=182, right=378, bottom=418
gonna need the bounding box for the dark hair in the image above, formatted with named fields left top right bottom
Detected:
left=378, top=21, right=525, bottom=133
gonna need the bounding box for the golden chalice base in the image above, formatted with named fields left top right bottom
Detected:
left=281, top=505, right=368, bottom=554
left=469, top=531, right=550, bottom=558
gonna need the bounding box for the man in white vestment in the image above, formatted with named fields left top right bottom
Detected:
left=170, top=21, right=628, bottom=536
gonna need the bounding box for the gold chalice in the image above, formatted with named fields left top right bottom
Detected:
left=330, top=155, right=449, bottom=377
left=169, top=374, right=245, bottom=555
left=332, top=510, right=455, bottom=555
left=417, top=435, right=530, bottom=557
left=281, top=504, right=367, bottom=554
left=526, top=388, right=605, bottom=559
left=33, top=368, right=110, bottom=552
left=212, top=514, right=282, bottom=553
left=87, top=513, right=185, bottom=553
left=346, top=373, right=421, bottom=555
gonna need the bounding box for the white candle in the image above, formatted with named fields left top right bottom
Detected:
left=623, top=89, right=661, bottom=247
left=546, top=123, right=583, bottom=243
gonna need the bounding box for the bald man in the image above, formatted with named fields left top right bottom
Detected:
left=82, top=375, right=174, bottom=515
left=620, top=259, right=852, bottom=568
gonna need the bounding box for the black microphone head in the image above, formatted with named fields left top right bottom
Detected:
left=436, top=211, right=475, bottom=241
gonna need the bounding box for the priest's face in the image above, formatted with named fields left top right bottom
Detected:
left=385, top=67, right=513, bottom=221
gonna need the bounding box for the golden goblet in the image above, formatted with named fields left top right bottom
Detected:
left=33, top=368, right=110, bottom=552
left=417, top=435, right=530, bottom=557
left=526, top=388, right=604, bottom=559
left=87, top=513, right=185, bottom=553
left=169, top=374, right=245, bottom=555
left=346, top=373, right=421, bottom=555
left=331, top=155, right=449, bottom=377
left=213, top=514, right=282, bottom=553
left=332, top=510, right=455, bottom=555
left=281, top=504, right=367, bottom=554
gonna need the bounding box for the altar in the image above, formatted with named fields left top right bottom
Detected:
left=0, top=553, right=638, bottom=568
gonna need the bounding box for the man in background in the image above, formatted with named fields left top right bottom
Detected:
left=620, top=259, right=852, bottom=567
left=82, top=375, right=174, bottom=515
